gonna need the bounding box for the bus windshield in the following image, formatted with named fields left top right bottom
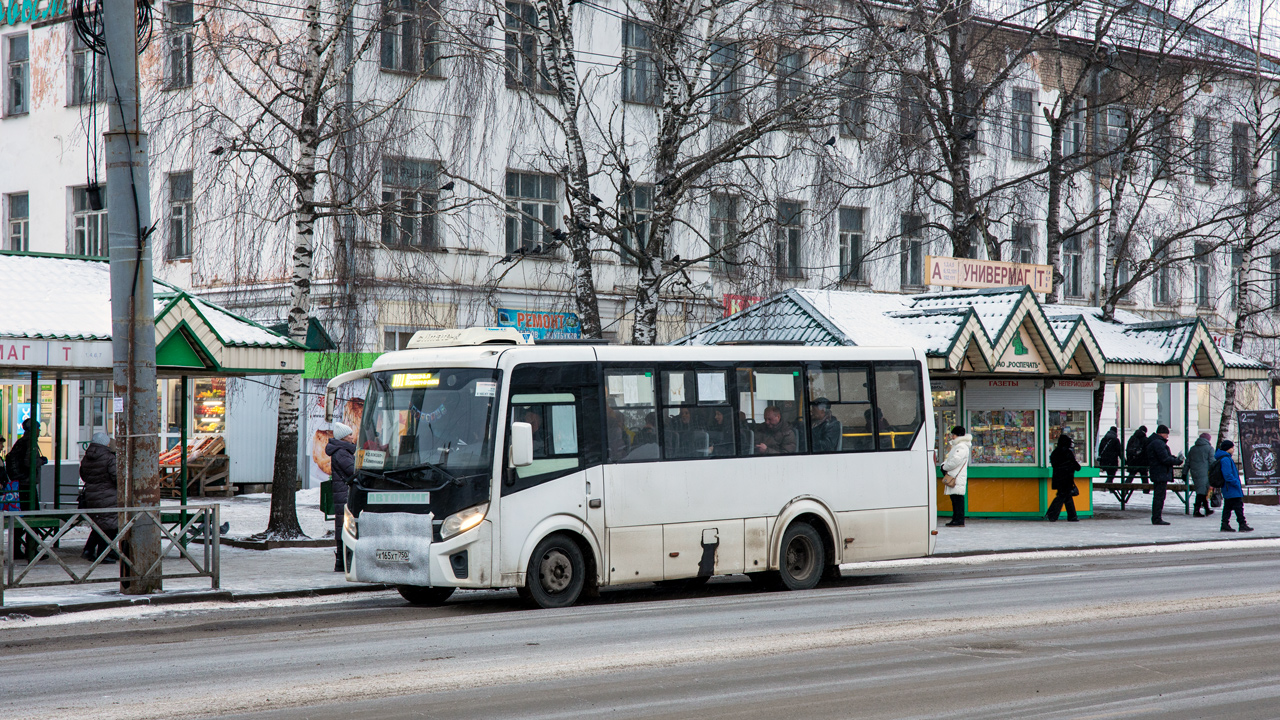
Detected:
left=357, top=369, right=500, bottom=489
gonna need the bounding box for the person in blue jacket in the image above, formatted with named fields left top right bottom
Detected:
left=1216, top=440, right=1253, bottom=533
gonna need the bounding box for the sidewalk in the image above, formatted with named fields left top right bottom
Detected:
left=3, top=489, right=1277, bottom=615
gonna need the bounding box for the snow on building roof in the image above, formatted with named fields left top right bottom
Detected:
left=676, top=285, right=1270, bottom=381
left=0, top=254, right=115, bottom=341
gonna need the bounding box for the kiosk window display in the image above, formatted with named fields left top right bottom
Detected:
left=931, top=380, right=958, bottom=458
left=967, top=409, right=1038, bottom=465
left=1048, top=410, right=1091, bottom=465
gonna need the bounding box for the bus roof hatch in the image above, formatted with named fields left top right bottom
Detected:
left=405, top=327, right=533, bottom=349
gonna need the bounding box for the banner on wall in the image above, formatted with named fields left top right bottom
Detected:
left=723, top=294, right=763, bottom=317
left=496, top=308, right=581, bottom=341
left=926, top=255, right=1053, bottom=293
left=1237, top=410, right=1280, bottom=485
left=304, top=378, right=369, bottom=489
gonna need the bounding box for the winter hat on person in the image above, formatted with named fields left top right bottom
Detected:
left=1200, top=432, right=1212, bottom=441
left=1220, top=440, right=1235, bottom=451
left=1155, top=424, right=1170, bottom=435
left=332, top=423, right=353, bottom=441
left=90, top=432, right=111, bottom=447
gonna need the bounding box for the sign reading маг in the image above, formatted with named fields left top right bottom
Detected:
left=496, top=308, right=581, bottom=341
left=1237, top=410, right=1280, bottom=485
left=926, top=256, right=1054, bottom=294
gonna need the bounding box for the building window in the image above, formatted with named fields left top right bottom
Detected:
left=6, top=34, right=29, bottom=115
left=776, top=200, right=803, bottom=279
left=709, top=193, right=738, bottom=272
left=166, top=2, right=194, bottom=89
left=1012, top=223, right=1034, bottom=264
left=381, top=157, right=439, bottom=249
left=69, top=32, right=104, bottom=106
left=1063, top=99, right=1086, bottom=161
left=708, top=41, right=739, bottom=121
left=1271, top=252, right=1280, bottom=311
left=1100, top=105, right=1128, bottom=173
left=898, top=74, right=925, bottom=145
left=73, top=186, right=108, bottom=257
left=620, top=184, right=652, bottom=259
left=505, top=171, right=557, bottom=253
left=6, top=193, right=28, bottom=251
left=1231, top=248, right=1244, bottom=309
left=381, top=0, right=442, bottom=76
left=1150, top=111, right=1173, bottom=179
left=1194, top=116, right=1213, bottom=183
left=1114, top=242, right=1131, bottom=298
left=1194, top=243, right=1210, bottom=308
left=383, top=326, right=436, bottom=351
left=1271, top=134, right=1280, bottom=193
left=1231, top=122, right=1251, bottom=189
left=168, top=172, right=193, bottom=259
left=776, top=48, right=806, bottom=117
left=621, top=20, right=658, bottom=104
left=1011, top=89, right=1034, bottom=160
left=505, top=2, right=550, bottom=91
left=838, top=207, right=864, bottom=281
left=900, top=214, right=924, bottom=287
left=1151, top=246, right=1172, bottom=305
left=1063, top=233, right=1083, bottom=298
left=838, top=64, right=866, bottom=138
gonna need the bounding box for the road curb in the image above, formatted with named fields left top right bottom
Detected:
left=929, top=534, right=1280, bottom=558
left=1, top=583, right=395, bottom=618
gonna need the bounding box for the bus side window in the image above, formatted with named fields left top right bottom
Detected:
left=736, top=367, right=805, bottom=456
left=873, top=363, right=924, bottom=450
left=807, top=366, right=873, bottom=452
left=508, top=393, right=581, bottom=486
left=660, top=369, right=733, bottom=459
left=604, top=369, right=658, bottom=462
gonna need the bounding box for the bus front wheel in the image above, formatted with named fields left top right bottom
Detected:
left=778, top=522, right=825, bottom=591
left=525, top=534, right=586, bottom=609
left=397, top=585, right=455, bottom=606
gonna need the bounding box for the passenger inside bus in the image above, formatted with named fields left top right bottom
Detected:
left=810, top=398, right=843, bottom=452
left=752, top=406, right=797, bottom=455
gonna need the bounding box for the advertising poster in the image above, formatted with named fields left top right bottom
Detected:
left=722, top=294, right=763, bottom=317
left=496, top=308, right=581, bottom=341
left=305, top=378, right=368, bottom=488
left=1237, top=409, right=1280, bottom=485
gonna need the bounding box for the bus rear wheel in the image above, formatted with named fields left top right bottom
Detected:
left=778, top=522, right=825, bottom=591
left=397, top=585, right=455, bottom=606
left=525, top=534, right=586, bottom=609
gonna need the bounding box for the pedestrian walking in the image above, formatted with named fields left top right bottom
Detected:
left=1046, top=433, right=1081, bottom=522
left=1215, top=440, right=1253, bottom=533
left=6, top=419, right=47, bottom=558
left=1098, top=426, right=1121, bottom=483
left=1125, top=426, right=1149, bottom=487
left=0, top=435, right=17, bottom=513
left=1186, top=432, right=1215, bottom=517
left=1144, top=424, right=1183, bottom=525
left=326, top=422, right=357, bottom=572
left=940, top=426, right=971, bottom=527
left=79, top=433, right=119, bottom=562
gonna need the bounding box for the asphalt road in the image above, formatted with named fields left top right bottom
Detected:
left=3, top=544, right=1280, bottom=720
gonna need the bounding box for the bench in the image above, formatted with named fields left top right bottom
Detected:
left=1095, top=467, right=1194, bottom=513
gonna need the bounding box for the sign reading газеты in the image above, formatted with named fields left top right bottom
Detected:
left=926, top=256, right=1054, bottom=294
left=1237, top=410, right=1280, bottom=485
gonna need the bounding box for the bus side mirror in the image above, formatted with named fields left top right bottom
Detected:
left=324, top=387, right=337, bottom=422
left=510, top=422, right=534, bottom=467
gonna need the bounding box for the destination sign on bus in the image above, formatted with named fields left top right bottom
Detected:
left=391, top=372, right=438, bottom=388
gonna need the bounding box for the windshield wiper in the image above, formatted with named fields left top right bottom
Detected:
left=355, top=469, right=414, bottom=489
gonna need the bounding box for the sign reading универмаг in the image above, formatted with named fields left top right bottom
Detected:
left=926, top=256, right=1054, bottom=294
left=1237, top=410, right=1280, bottom=485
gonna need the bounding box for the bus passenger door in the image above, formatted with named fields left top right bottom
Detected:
left=583, top=464, right=605, bottom=564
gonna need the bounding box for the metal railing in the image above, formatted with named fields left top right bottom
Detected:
left=0, top=505, right=220, bottom=605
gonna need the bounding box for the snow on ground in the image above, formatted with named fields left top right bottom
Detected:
left=165, top=487, right=334, bottom=540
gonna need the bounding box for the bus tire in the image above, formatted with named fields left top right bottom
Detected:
left=525, top=534, right=586, bottom=609
left=778, top=522, right=825, bottom=591
left=397, top=585, right=455, bottom=606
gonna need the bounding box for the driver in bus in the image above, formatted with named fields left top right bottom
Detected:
left=753, top=406, right=796, bottom=455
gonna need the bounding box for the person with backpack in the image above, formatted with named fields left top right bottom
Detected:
left=1125, top=426, right=1149, bottom=489
left=1215, top=440, right=1253, bottom=533
left=1098, top=427, right=1122, bottom=483
left=1186, top=432, right=1215, bottom=517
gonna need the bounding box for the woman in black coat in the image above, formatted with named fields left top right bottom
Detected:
left=325, top=422, right=357, bottom=572
left=79, top=432, right=119, bottom=561
left=1046, top=433, right=1081, bottom=522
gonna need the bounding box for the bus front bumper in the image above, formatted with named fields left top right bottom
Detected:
left=342, top=511, right=492, bottom=589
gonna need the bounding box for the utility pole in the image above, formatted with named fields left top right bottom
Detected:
left=103, top=0, right=161, bottom=593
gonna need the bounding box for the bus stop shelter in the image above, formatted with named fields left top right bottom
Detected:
left=0, top=252, right=306, bottom=515
left=676, top=286, right=1272, bottom=518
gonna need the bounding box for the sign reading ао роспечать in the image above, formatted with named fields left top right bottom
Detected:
left=926, top=255, right=1054, bottom=294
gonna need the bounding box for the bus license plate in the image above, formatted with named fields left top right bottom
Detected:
left=375, top=549, right=410, bottom=563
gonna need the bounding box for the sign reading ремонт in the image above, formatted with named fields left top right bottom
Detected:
left=926, top=256, right=1054, bottom=294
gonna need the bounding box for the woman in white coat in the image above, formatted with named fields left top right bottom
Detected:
left=941, top=426, right=972, bottom=527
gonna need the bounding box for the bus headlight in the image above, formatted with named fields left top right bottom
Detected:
left=440, top=503, right=488, bottom=540
left=343, top=506, right=358, bottom=540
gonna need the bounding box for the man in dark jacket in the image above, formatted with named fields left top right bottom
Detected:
left=1125, top=426, right=1149, bottom=487
left=6, top=419, right=47, bottom=559
left=1145, top=424, right=1183, bottom=525
left=1098, top=427, right=1122, bottom=483
left=326, top=422, right=357, bottom=572
left=810, top=399, right=841, bottom=452
left=79, top=432, right=119, bottom=562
